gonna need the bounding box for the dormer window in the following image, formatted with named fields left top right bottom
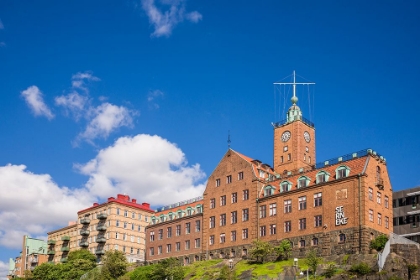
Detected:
left=316, top=171, right=330, bottom=184
left=187, top=208, right=193, bottom=216
left=280, top=181, right=292, bottom=193
left=160, top=215, right=165, bottom=222
left=263, top=185, right=275, bottom=197
left=336, top=165, right=350, bottom=179
left=168, top=213, right=173, bottom=220
left=298, top=176, right=310, bottom=188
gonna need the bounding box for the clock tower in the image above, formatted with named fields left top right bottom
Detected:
left=273, top=72, right=316, bottom=173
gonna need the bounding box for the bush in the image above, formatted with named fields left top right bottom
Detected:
left=274, top=240, right=292, bottom=261
left=323, top=263, right=337, bottom=278
left=349, top=262, right=371, bottom=275
left=370, top=234, right=389, bottom=251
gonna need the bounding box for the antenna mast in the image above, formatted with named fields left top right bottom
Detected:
left=273, top=71, right=315, bottom=103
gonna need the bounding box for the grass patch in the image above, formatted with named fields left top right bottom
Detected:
left=184, top=259, right=223, bottom=280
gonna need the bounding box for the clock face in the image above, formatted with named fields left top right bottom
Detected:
left=281, top=131, right=291, bottom=142
left=304, top=131, right=311, bottom=143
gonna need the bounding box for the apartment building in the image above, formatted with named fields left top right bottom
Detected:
left=393, top=186, right=420, bottom=242
left=47, top=223, right=78, bottom=263
left=146, top=196, right=203, bottom=264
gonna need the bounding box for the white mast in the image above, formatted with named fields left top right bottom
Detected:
left=273, top=70, right=315, bottom=104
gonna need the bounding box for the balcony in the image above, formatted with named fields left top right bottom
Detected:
left=79, top=241, right=89, bottom=247
left=96, top=237, right=106, bottom=243
left=97, top=213, right=108, bottom=219
left=60, top=258, right=68, bottom=263
left=97, top=225, right=107, bottom=231
left=47, top=240, right=56, bottom=245
left=61, top=247, right=70, bottom=252
left=61, top=236, right=70, bottom=241
left=80, top=218, right=91, bottom=224
left=47, top=250, right=55, bottom=255
left=375, top=178, right=384, bottom=190
left=95, top=249, right=105, bottom=255
left=80, top=229, right=90, bottom=236
left=30, top=257, right=38, bottom=263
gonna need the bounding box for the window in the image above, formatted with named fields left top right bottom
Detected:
left=210, top=216, right=215, bottom=228
left=231, top=211, right=237, bottom=224
left=150, top=232, right=155, bottom=241
left=187, top=208, right=192, bottom=216
left=284, top=221, right=291, bottom=232
left=336, top=166, right=350, bottom=179
left=260, top=226, right=266, bottom=237
left=220, top=233, right=226, bottom=243
left=117, top=208, right=120, bottom=215
left=226, top=175, right=232, bottom=184
left=209, top=235, right=214, bottom=245
left=299, top=218, right=306, bottom=230
left=186, top=222, right=191, bottom=234
left=167, top=227, right=172, bottom=238
left=124, top=222, right=128, bottom=229
left=176, top=225, right=181, bottom=236
left=158, top=246, right=162, bottom=255
left=132, top=212, right=135, bottom=218
left=197, top=205, right=202, bottom=213
left=259, top=205, right=266, bottom=218
left=269, top=203, right=277, bottom=216
left=195, top=238, right=201, bottom=248
left=314, top=193, right=322, bottom=207
left=299, top=196, right=307, bottom=210
left=369, top=209, right=374, bottom=222
left=138, top=214, right=142, bottom=220
left=166, top=244, right=171, bottom=253
left=168, top=213, right=173, bottom=220
left=160, top=216, right=164, bottom=222
left=378, top=213, right=382, bottom=225
left=270, top=224, right=276, bottom=235
left=243, top=190, right=249, bottom=200
left=216, top=178, right=220, bottom=187
left=284, top=146, right=288, bottom=152
left=368, top=188, right=373, bottom=200
left=288, top=153, right=291, bottom=161
left=220, top=214, right=226, bottom=226
left=312, top=237, right=319, bottom=246
left=299, top=240, right=306, bottom=248
left=339, top=233, right=346, bottom=243
left=376, top=166, right=381, bottom=182
left=284, top=200, right=292, bottom=213
left=385, top=196, right=389, bottom=208
left=176, top=242, right=181, bottom=251
left=124, top=210, right=128, bottom=217
left=232, top=192, right=237, bottom=203
left=242, top=209, right=249, bottom=221
left=220, top=195, right=226, bottom=206
left=280, top=181, right=291, bottom=193
left=298, top=177, right=309, bottom=188
left=116, top=220, right=120, bottom=227
left=231, top=230, right=236, bottom=241
left=264, top=186, right=275, bottom=196
left=385, top=216, right=389, bottom=228
left=131, top=224, right=135, bottom=230
left=315, top=215, right=322, bottom=227
left=238, top=172, right=244, bottom=180
left=377, top=192, right=382, bottom=204
left=242, top=229, right=248, bottom=239
left=158, top=229, right=163, bottom=240
left=195, top=220, right=201, bottom=232
left=210, top=198, right=215, bottom=209
left=185, top=240, right=190, bottom=250
left=316, top=171, right=330, bottom=184
left=280, top=156, right=283, bottom=163
left=149, top=247, right=154, bottom=256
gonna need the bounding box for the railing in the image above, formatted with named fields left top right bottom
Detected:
left=47, top=250, right=55, bottom=255
left=155, top=195, right=203, bottom=212
left=47, top=240, right=56, bottom=245
left=61, top=236, right=70, bottom=241
left=95, top=249, right=105, bottom=255
left=97, top=213, right=108, bottom=219
left=80, top=229, right=90, bottom=236
left=96, top=237, right=106, bottom=243
left=80, top=218, right=91, bottom=224
left=79, top=241, right=89, bottom=247
left=272, top=116, right=315, bottom=128
left=97, top=225, right=107, bottom=231
left=61, top=247, right=70, bottom=252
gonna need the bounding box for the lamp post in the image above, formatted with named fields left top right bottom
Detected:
left=229, top=259, right=233, bottom=269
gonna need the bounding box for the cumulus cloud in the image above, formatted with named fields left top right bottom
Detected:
left=77, top=103, right=137, bottom=144
left=77, top=134, right=206, bottom=205
left=141, top=0, right=202, bottom=37
left=147, top=89, right=164, bottom=109
left=21, top=86, right=55, bottom=120
left=55, top=92, right=89, bottom=120
left=0, top=261, right=9, bottom=280
left=71, top=71, right=100, bottom=91
left=0, top=164, right=94, bottom=249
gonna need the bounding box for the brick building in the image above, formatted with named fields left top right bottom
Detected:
left=393, top=186, right=420, bottom=242
left=146, top=196, right=203, bottom=264
left=47, top=223, right=78, bottom=263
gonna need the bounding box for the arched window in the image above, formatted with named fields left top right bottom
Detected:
left=264, top=185, right=275, bottom=197
left=336, top=165, right=350, bottom=179
left=280, top=181, right=292, bottom=193
left=339, top=233, right=346, bottom=243
left=297, top=176, right=311, bottom=188
left=316, top=170, right=330, bottom=184
left=376, top=166, right=381, bottom=182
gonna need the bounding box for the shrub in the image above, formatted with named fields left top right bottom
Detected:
left=323, top=263, right=337, bottom=278
left=274, top=240, right=292, bottom=261
left=349, top=262, right=371, bottom=276
left=370, top=234, right=389, bottom=251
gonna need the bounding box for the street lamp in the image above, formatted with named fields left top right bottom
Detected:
left=229, top=259, right=233, bottom=269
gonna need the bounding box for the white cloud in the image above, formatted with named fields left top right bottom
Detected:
left=77, top=103, right=137, bottom=143
left=55, top=92, right=89, bottom=120
left=0, top=260, right=9, bottom=280
left=141, top=0, right=202, bottom=37
left=0, top=164, right=94, bottom=249
left=21, top=86, right=55, bottom=120
left=77, top=134, right=206, bottom=205
left=147, top=89, right=164, bottom=109
left=71, top=71, right=100, bottom=91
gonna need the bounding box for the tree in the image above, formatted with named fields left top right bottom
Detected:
left=249, top=239, right=273, bottom=263
left=149, top=257, right=185, bottom=280
left=32, top=263, right=62, bottom=280
left=274, top=239, right=292, bottom=261
left=218, top=265, right=236, bottom=280
left=100, top=250, right=129, bottom=280
left=304, top=249, right=322, bottom=276
left=370, top=234, right=389, bottom=251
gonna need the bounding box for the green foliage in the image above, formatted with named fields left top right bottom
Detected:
left=274, top=239, right=292, bottom=261
left=304, top=249, right=322, bottom=276
left=322, top=263, right=337, bottom=278
left=146, top=257, right=185, bottom=280
left=32, top=263, right=62, bottom=280
left=128, top=265, right=154, bottom=280
left=218, top=265, right=237, bottom=280
left=341, top=254, right=349, bottom=265
left=370, top=234, right=389, bottom=251
left=67, top=249, right=97, bottom=263
left=249, top=239, right=273, bottom=263
left=349, top=262, right=371, bottom=276
left=101, top=250, right=129, bottom=280
left=408, top=264, right=418, bottom=280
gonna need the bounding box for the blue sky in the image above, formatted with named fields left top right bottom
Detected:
left=0, top=0, right=419, bottom=277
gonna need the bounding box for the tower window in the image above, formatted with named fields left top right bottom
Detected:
left=306, top=146, right=309, bottom=153
left=304, top=154, right=306, bottom=161
left=288, top=154, right=291, bottom=161
left=308, top=156, right=311, bottom=163
left=280, top=156, right=283, bottom=163
left=283, top=146, right=288, bottom=152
